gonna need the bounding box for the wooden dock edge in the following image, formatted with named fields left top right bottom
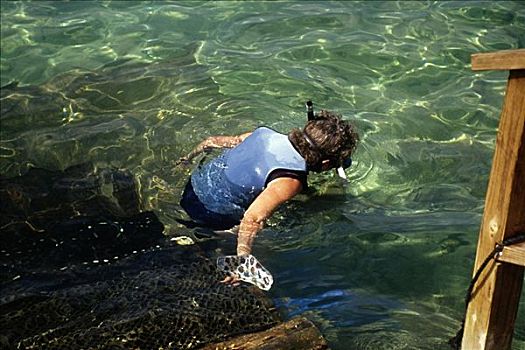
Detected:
left=201, top=316, right=329, bottom=350
left=462, top=49, right=525, bottom=350
left=497, top=241, right=525, bottom=266
left=471, top=49, right=525, bottom=71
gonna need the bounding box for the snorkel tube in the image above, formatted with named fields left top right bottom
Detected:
left=306, top=100, right=315, bottom=121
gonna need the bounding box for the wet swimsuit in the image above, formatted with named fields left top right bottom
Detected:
left=180, top=127, right=307, bottom=229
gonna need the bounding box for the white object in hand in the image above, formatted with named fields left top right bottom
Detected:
left=217, top=254, right=273, bottom=291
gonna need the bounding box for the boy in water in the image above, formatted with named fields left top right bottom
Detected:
left=178, top=103, right=359, bottom=286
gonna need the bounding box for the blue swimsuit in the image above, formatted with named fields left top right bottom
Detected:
left=180, top=127, right=307, bottom=229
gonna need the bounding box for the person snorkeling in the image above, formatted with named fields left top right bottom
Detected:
left=176, top=101, right=359, bottom=287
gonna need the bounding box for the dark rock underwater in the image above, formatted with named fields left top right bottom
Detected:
left=0, top=163, right=279, bottom=349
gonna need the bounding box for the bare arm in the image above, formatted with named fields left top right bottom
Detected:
left=236, top=177, right=303, bottom=256
left=220, top=176, right=303, bottom=286
left=179, top=132, right=252, bottom=164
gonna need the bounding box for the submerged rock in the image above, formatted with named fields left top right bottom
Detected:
left=1, top=246, right=280, bottom=350
left=0, top=164, right=280, bottom=349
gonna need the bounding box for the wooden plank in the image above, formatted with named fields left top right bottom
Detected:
left=200, top=317, right=329, bottom=350
left=497, top=241, right=525, bottom=266
left=462, top=68, right=525, bottom=350
left=471, top=49, right=525, bottom=71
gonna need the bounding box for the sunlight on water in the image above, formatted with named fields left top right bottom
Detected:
left=1, top=1, right=525, bottom=349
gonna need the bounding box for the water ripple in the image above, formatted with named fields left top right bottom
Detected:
left=2, top=1, right=525, bottom=349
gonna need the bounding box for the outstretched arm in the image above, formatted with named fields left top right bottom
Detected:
left=236, top=177, right=303, bottom=256
left=219, top=176, right=303, bottom=286
left=178, top=132, right=252, bottom=164
left=220, top=176, right=302, bottom=286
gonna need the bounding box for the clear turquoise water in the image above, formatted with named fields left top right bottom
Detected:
left=1, top=1, right=525, bottom=349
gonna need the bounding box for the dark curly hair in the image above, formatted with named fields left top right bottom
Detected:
left=288, top=110, right=359, bottom=172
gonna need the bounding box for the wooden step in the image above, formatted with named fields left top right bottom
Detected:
left=201, top=316, right=329, bottom=350
left=471, top=49, right=525, bottom=70
left=497, top=241, right=525, bottom=266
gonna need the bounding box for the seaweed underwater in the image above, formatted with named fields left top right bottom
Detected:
left=0, top=63, right=281, bottom=349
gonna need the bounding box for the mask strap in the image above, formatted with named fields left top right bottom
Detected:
left=302, top=130, right=320, bottom=151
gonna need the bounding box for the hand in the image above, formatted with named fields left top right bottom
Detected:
left=216, top=254, right=273, bottom=290
left=220, top=274, right=241, bottom=287
left=174, top=156, right=189, bottom=167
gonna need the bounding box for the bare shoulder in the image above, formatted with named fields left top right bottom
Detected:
left=265, top=177, right=303, bottom=199
left=238, top=131, right=252, bottom=142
